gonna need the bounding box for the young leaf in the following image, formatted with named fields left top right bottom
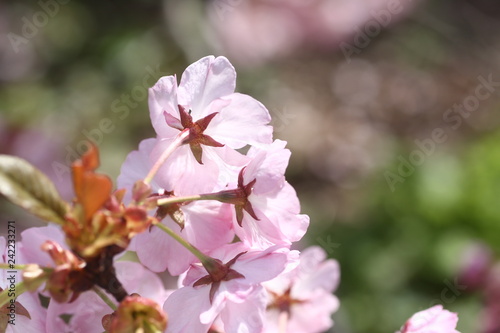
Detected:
left=71, top=144, right=112, bottom=221
left=0, top=155, right=67, bottom=224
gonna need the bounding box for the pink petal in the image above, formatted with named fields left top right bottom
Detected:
left=236, top=206, right=289, bottom=248
left=207, top=93, right=273, bottom=149
left=46, top=290, right=110, bottom=333
left=182, top=201, right=234, bottom=252
left=238, top=182, right=309, bottom=247
left=117, top=138, right=161, bottom=198
left=177, top=56, right=236, bottom=117
left=18, top=226, right=67, bottom=267
left=232, top=246, right=289, bottom=284
left=293, top=258, right=340, bottom=297
left=151, top=139, right=220, bottom=195
left=7, top=291, right=47, bottom=333
left=220, top=286, right=267, bottom=333
left=164, top=286, right=213, bottom=333
left=259, top=182, right=309, bottom=242
left=114, top=261, right=169, bottom=305
left=402, top=305, right=460, bottom=333
left=288, top=246, right=340, bottom=297
left=148, top=75, right=180, bottom=139
left=203, top=142, right=250, bottom=190
left=288, top=291, right=339, bottom=333
left=134, top=217, right=196, bottom=275
left=244, top=140, right=290, bottom=195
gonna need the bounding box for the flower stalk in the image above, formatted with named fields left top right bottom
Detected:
left=144, top=130, right=190, bottom=185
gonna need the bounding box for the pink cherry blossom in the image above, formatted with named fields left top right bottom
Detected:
left=262, top=246, right=340, bottom=333
left=164, top=243, right=291, bottom=332
left=148, top=55, right=272, bottom=193
left=398, top=305, right=460, bottom=333
left=207, top=0, right=421, bottom=66
left=229, top=140, right=309, bottom=248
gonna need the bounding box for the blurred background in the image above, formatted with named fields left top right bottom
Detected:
left=1, top=0, right=500, bottom=332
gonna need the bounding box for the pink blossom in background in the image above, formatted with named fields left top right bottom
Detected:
left=458, top=242, right=492, bottom=291
left=208, top=0, right=421, bottom=66
left=0, top=118, right=73, bottom=201
left=483, top=263, right=500, bottom=333
left=398, top=305, right=460, bottom=333
left=262, top=246, right=340, bottom=333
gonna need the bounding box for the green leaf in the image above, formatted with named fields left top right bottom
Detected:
left=0, top=155, right=68, bottom=224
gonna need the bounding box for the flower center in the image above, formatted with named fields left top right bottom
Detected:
left=212, top=167, right=259, bottom=226
left=165, top=105, right=224, bottom=164
left=268, top=287, right=304, bottom=314
left=193, top=252, right=247, bottom=304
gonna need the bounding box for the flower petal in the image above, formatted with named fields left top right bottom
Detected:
left=177, top=56, right=236, bottom=116
left=117, top=138, right=161, bottom=199
left=207, top=93, right=273, bottom=149
left=18, top=225, right=67, bottom=267
left=151, top=139, right=220, bottom=195
left=164, top=286, right=213, bottom=333
left=220, top=286, right=267, bottom=333
left=149, top=75, right=180, bottom=139
left=134, top=217, right=196, bottom=275
left=232, top=247, right=288, bottom=284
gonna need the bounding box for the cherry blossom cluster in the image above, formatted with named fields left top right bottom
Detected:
left=0, top=56, right=461, bottom=333
left=116, top=55, right=329, bottom=332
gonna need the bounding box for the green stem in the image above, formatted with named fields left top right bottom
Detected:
left=0, top=281, right=27, bottom=308
left=93, top=286, right=117, bottom=311
left=155, top=193, right=219, bottom=206
left=155, top=223, right=210, bottom=264
left=144, top=130, right=190, bottom=185
left=0, top=263, right=30, bottom=270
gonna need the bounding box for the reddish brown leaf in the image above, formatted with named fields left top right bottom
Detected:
left=71, top=144, right=112, bottom=221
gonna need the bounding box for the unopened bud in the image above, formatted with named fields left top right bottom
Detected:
left=110, top=295, right=167, bottom=333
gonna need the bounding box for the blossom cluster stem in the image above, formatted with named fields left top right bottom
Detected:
left=279, top=310, right=289, bottom=333
left=144, top=129, right=190, bottom=185
left=0, top=263, right=30, bottom=270
left=155, top=193, right=219, bottom=206
left=93, top=286, right=117, bottom=311
left=155, top=223, right=210, bottom=264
